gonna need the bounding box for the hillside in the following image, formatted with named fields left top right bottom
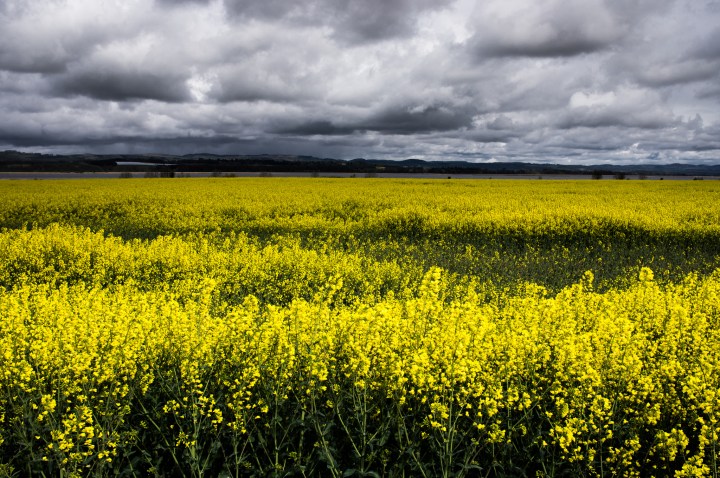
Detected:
left=2, top=150, right=720, bottom=177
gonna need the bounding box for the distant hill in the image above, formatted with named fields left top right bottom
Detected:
left=1, top=150, right=719, bottom=177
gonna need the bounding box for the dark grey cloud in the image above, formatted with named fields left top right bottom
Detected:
left=471, top=31, right=610, bottom=59
left=697, top=84, right=720, bottom=99
left=277, top=102, right=476, bottom=136
left=54, top=69, right=191, bottom=102
left=0, top=2, right=150, bottom=74
left=222, top=0, right=453, bottom=44
left=633, top=61, right=719, bottom=88
left=467, top=1, right=625, bottom=59
left=156, top=0, right=212, bottom=5
left=0, top=20, right=78, bottom=73
left=356, top=104, right=475, bottom=134
left=1, top=0, right=719, bottom=163
left=693, top=27, right=720, bottom=60
left=491, top=42, right=604, bottom=59
left=554, top=87, right=678, bottom=130
left=277, top=121, right=353, bottom=136
left=487, top=115, right=516, bottom=131
left=0, top=46, right=70, bottom=74
left=326, top=0, right=453, bottom=44
left=209, top=58, right=325, bottom=104
left=221, top=0, right=299, bottom=19
left=556, top=111, right=672, bottom=130
left=604, top=4, right=720, bottom=90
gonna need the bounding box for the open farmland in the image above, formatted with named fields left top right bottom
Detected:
left=1, top=178, right=719, bottom=477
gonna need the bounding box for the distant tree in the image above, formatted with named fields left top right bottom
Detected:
left=614, top=173, right=626, bottom=180
left=591, top=171, right=603, bottom=180
left=119, top=172, right=133, bottom=179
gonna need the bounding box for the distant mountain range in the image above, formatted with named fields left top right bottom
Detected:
left=2, top=150, right=720, bottom=177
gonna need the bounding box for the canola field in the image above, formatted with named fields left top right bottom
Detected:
left=0, top=178, right=719, bottom=477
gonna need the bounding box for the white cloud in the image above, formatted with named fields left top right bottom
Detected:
left=569, top=91, right=617, bottom=109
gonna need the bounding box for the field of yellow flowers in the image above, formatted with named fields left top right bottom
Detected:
left=1, top=178, right=719, bottom=477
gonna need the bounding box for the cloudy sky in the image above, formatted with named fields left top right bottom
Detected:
left=1, top=0, right=719, bottom=163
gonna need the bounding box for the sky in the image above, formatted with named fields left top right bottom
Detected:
left=1, top=0, right=719, bottom=164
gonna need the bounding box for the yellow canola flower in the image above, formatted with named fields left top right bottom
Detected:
left=0, top=179, right=719, bottom=476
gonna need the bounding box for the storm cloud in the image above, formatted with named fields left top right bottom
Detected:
left=0, top=0, right=719, bottom=163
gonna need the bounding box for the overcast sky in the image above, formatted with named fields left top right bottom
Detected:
left=1, top=0, right=719, bottom=163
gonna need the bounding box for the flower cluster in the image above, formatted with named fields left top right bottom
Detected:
left=0, top=178, right=718, bottom=476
